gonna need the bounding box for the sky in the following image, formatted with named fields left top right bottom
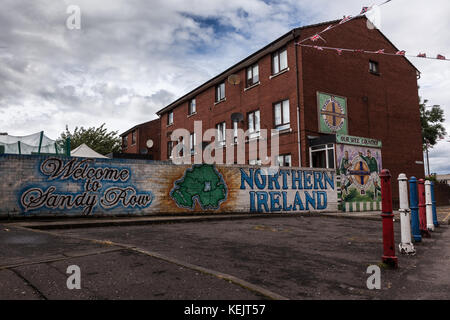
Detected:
left=0, top=0, right=449, bottom=172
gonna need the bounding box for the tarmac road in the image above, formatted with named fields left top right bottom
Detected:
left=0, top=215, right=449, bottom=300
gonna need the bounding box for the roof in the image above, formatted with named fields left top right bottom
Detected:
left=156, top=16, right=419, bottom=116
left=120, top=118, right=160, bottom=137
left=71, top=143, right=108, bottom=158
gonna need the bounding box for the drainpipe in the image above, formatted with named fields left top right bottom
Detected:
left=293, top=31, right=302, bottom=167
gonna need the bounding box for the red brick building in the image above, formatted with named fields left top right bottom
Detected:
left=156, top=17, right=425, bottom=198
left=120, top=118, right=161, bottom=160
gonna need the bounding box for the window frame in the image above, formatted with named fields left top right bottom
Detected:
left=369, top=60, right=379, bottom=75
left=272, top=47, right=288, bottom=75
left=215, top=82, right=226, bottom=102
left=167, top=111, right=174, bottom=125
left=247, top=109, right=261, bottom=138
left=190, top=132, right=196, bottom=154
left=277, top=154, right=292, bottom=167
left=188, top=98, right=196, bottom=115
left=216, top=121, right=226, bottom=146
left=123, top=136, right=128, bottom=149
left=273, top=99, right=290, bottom=130
left=131, top=130, right=136, bottom=145
left=167, top=140, right=174, bottom=159
left=246, top=63, right=259, bottom=87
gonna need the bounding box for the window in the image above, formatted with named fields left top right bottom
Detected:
left=248, top=110, right=260, bottom=138
left=216, top=122, right=226, bottom=146
left=131, top=130, right=136, bottom=145
left=277, top=154, right=292, bottom=167
left=167, top=141, right=174, bottom=158
left=233, top=120, right=238, bottom=144
left=189, top=98, right=196, bottom=115
left=246, top=64, right=259, bottom=87
left=167, top=111, right=173, bottom=125
left=369, top=60, right=379, bottom=74
left=216, top=82, right=225, bottom=102
left=274, top=100, right=290, bottom=130
left=249, top=159, right=262, bottom=166
left=272, top=47, right=288, bottom=75
left=310, top=144, right=335, bottom=169
left=190, top=132, right=196, bottom=154
left=123, top=136, right=128, bottom=149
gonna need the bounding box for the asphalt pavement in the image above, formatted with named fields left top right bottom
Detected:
left=1, top=213, right=449, bottom=300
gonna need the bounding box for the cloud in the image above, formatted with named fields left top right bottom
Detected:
left=0, top=0, right=449, bottom=173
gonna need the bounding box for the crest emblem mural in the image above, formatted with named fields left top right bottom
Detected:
left=317, top=92, right=348, bottom=135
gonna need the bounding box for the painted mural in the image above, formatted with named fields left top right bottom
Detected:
left=317, top=92, right=348, bottom=135
left=336, top=141, right=382, bottom=206
left=19, top=157, right=153, bottom=215
left=0, top=155, right=338, bottom=217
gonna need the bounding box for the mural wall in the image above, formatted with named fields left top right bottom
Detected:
left=317, top=92, right=348, bottom=135
left=0, top=154, right=338, bottom=217
left=335, top=135, right=382, bottom=211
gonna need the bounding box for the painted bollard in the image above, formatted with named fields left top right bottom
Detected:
left=431, top=182, right=439, bottom=227
left=425, top=180, right=435, bottom=232
left=398, top=174, right=415, bottom=255
left=418, top=179, right=431, bottom=238
left=380, top=169, right=398, bottom=268
left=409, top=177, right=421, bottom=242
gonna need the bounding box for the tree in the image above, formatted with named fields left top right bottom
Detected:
left=419, top=96, right=447, bottom=176
left=420, top=98, right=447, bottom=149
left=59, top=123, right=122, bottom=155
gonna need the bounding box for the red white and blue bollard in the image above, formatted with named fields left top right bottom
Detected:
left=380, top=169, right=398, bottom=268
left=418, top=179, right=431, bottom=238
left=398, top=174, right=415, bottom=255
left=425, top=180, right=435, bottom=232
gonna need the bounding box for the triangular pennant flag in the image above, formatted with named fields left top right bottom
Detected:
left=437, top=54, right=446, bottom=60
left=360, top=6, right=372, bottom=14
left=417, top=53, right=426, bottom=58
left=335, top=49, right=343, bottom=55
left=310, top=34, right=326, bottom=42
left=375, top=49, right=385, bottom=54
left=396, top=50, right=406, bottom=55
left=313, top=46, right=324, bottom=51
left=339, top=16, right=352, bottom=24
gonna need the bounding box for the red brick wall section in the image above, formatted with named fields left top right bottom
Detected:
left=122, top=119, right=161, bottom=160
left=434, top=182, right=450, bottom=207
left=299, top=18, right=425, bottom=201
left=160, top=41, right=300, bottom=165
left=158, top=18, right=425, bottom=203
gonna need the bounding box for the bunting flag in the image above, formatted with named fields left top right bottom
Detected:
left=310, top=34, right=326, bottom=42
left=297, top=44, right=450, bottom=61
left=297, top=0, right=394, bottom=45
left=294, top=0, right=449, bottom=64
left=360, top=6, right=372, bottom=14
left=339, top=16, right=352, bottom=24
left=321, top=25, right=333, bottom=33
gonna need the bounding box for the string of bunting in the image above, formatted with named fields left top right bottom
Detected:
left=295, top=0, right=448, bottom=62
left=298, top=44, right=449, bottom=61
left=296, top=0, right=393, bottom=45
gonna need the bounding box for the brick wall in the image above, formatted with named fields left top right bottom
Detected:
left=122, top=119, right=161, bottom=160
left=0, top=154, right=337, bottom=217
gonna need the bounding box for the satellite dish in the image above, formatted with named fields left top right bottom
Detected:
left=231, top=113, right=244, bottom=122
left=146, top=139, right=154, bottom=148
left=227, top=74, right=240, bottom=85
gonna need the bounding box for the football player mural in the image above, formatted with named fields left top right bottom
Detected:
left=336, top=135, right=382, bottom=207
